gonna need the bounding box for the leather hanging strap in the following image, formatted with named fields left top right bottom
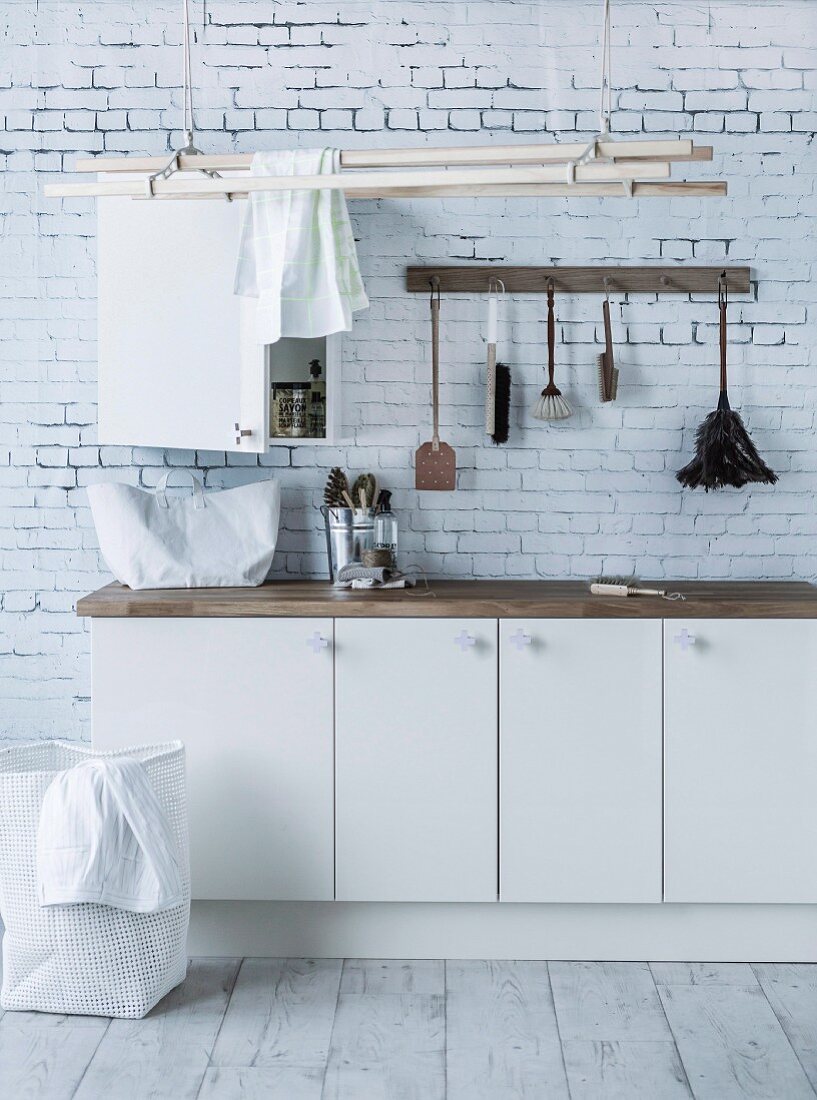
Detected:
left=431, top=278, right=441, bottom=450
left=547, top=278, right=556, bottom=387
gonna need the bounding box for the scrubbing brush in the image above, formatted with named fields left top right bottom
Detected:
left=597, top=353, right=619, bottom=403
left=597, top=288, right=619, bottom=402
left=323, top=467, right=350, bottom=508
left=533, top=278, right=572, bottom=421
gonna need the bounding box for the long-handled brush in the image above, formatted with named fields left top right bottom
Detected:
left=597, top=282, right=619, bottom=402
left=484, top=277, right=511, bottom=444
left=533, top=278, right=572, bottom=421
left=677, top=272, right=777, bottom=491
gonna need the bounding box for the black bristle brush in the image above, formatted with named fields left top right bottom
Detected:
left=491, top=362, right=511, bottom=444
left=677, top=272, right=777, bottom=491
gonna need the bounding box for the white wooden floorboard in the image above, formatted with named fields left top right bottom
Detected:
left=651, top=963, right=759, bottom=987
left=210, top=958, right=343, bottom=1070
left=322, top=992, right=445, bottom=1100
left=753, top=963, right=817, bottom=1093
left=0, top=957, right=815, bottom=1098
left=197, top=1065, right=325, bottom=1099
left=561, top=1040, right=692, bottom=1099
left=340, top=959, right=445, bottom=995
left=445, top=960, right=569, bottom=1099
left=549, top=961, right=674, bottom=1042
left=0, top=1017, right=108, bottom=1100
left=658, top=982, right=815, bottom=1100
left=73, top=958, right=239, bottom=1100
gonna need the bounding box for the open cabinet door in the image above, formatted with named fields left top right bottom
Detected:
left=98, top=196, right=267, bottom=452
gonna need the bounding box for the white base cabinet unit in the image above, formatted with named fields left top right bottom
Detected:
left=664, top=619, right=817, bottom=904
left=499, top=618, right=663, bottom=903
left=334, top=618, right=498, bottom=902
left=81, top=580, right=817, bottom=932
left=91, top=617, right=335, bottom=901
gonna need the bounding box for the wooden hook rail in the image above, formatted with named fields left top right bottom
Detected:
left=405, top=266, right=751, bottom=295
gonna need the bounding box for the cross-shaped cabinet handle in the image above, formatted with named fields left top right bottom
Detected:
left=454, top=630, right=477, bottom=652
left=307, top=632, right=330, bottom=654
left=234, top=422, right=252, bottom=446
left=510, top=629, right=532, bottom=651
left=674, top=628, right=697, bottom=652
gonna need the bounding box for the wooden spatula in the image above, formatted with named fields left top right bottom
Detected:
left=416, top=278, right=456, bottom=491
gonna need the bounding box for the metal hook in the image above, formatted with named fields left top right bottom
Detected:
left=429, top=275, right=441, bottom=307
left=718, top=269, right=727, bottom=308
left=488, top=276, right=506, bottom=296
left=602, top=275, right=612, bottom=302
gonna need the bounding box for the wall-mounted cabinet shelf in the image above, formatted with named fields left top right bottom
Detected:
left=98, top=196, right=347, bottom=453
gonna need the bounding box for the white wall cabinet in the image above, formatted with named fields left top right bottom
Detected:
left=499, top=619, right=663, bottom=903
left=664, top=619, right=817, bottom=903
left=98, top=198, right=268, bottom=453
left=91, top=617, right=335, bottom=901
left=97, top=197, right=345, bottom=451
left=334, top=618, right=498, bottom=902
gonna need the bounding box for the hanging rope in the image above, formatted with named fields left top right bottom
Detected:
left=564, top=0, right=616, bottom=185
left=599, top=0, right=612, bottom=135
left=144, top=0, right=229, bottom=197
left=182, top=0, right=195, bottom=145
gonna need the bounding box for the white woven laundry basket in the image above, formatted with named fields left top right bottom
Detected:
left=0, top=740, right=190, bottom=1018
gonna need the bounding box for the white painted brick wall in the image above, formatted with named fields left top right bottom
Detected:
left=2, top=0, right=817, bottom=740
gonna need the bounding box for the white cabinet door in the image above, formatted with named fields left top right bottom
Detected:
left=500, top=619, right=663, bottom=903
left=98, top=197, right=267, bottom=452
left=335, top=618, right=497, bottom=902
left=91, top=618, right=334, bottom=900
left=664, top=619, right=817, bottom=903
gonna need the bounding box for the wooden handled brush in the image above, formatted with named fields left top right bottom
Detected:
left=485, top=277, right=510, bottom=444
left=533, top=279, right=572, bottom=421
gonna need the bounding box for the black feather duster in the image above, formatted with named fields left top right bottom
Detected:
left=677, top=274, right=777, bottom=491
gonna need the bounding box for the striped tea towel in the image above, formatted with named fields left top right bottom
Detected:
left=234, top=148, right=368, bottom=343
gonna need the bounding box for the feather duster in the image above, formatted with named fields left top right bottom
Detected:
left=677, top=274, right=776, bottom=491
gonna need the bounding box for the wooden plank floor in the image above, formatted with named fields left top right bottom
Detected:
left=0, top=960, right=815, bottom=1099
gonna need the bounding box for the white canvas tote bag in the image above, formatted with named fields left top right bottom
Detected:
left=87, top=472, right=280, bottom=589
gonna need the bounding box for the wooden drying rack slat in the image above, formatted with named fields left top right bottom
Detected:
left=405, top=266, right=751, bottom=294
left=71, top=140, right=709, bottom=174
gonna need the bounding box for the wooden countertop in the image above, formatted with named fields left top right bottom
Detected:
left=76, top=580, right=817, bottom=619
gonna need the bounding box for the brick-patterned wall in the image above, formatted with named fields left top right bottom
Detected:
left=3, top=0, right=816, bottom=740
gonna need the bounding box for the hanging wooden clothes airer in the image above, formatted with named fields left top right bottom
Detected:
left=45, top=0, right=726, bottom=203
left=677, top=272, right=777, bottom=490
left=485, top=278, right=511, bottom=445
left=416, top=279, right=456, bottom=491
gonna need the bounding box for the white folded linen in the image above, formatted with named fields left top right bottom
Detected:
left=37, top=756, right=184, bottom=913
left=234, top=147, right=368, bottom=342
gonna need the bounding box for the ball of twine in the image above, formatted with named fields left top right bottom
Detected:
left=362, top=549, right=393, bottom=569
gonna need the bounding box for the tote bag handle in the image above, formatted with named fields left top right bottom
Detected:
left=155, top=471, right=206, bottom=510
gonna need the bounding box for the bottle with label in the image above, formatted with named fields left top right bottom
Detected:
left=308, top=359, right=327, bottom=438
left=373, top=490, right=398, bottom=569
